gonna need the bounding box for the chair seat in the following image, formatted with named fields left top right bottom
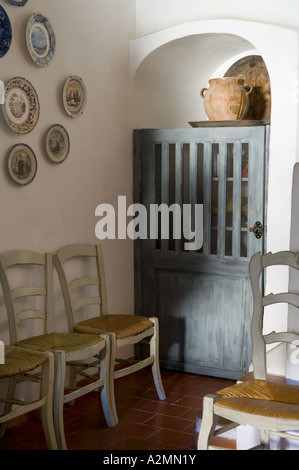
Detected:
left=74, top=314, right=154, bottom=340
left=17, top=332, right=104, bottom=354
left=0, top=345, right=46, bottom=378
left=216, top=380, right=299, bottom=420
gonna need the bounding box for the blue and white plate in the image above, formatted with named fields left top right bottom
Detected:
left=26, top=12, right=55, bottom=66
left=6, top=0, right=28, bottom=6
left=0, top=5, right=12, bottom=58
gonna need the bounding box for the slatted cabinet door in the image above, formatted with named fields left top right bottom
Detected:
left=134, top=125, right=268, bottom=379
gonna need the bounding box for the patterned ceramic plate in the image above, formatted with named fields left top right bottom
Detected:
left=1, top=77, right=40, bottom=134
left=7, top=143, right=37, bottom=186
left=0, top=5, right=12, bottom=58
left=6, top=0, right=28, bottom=5
left=224, top=55, right=271, bottom=122
left=63, top=76, right=87, bottom=117
left=46, top=124, right=70, bottom=164
left=26, top=12, right=55, bottom=66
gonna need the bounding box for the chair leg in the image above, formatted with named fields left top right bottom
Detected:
left=0, top=376, right=16, bottom=438
left=99, top=333, right=118, bottom=427
left=53, top=350, right=67, bottom=450
left=149, top=317, right=166, bottom=400
left=260, top=429, right=270, bottom=450
left=40, top=352, right=58, bottom=450
left=197, top=394, right=219, bottom=450
left=67, top=363, right=77, bottom=406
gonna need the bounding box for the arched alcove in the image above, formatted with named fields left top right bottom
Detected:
left=131, top=19, right=298, bottom=252
left=131, top=20, right=298, bottom=249
left=132, top=32, right=257, bottom=127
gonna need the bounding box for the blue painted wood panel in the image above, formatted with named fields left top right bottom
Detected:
left=134, top=125, right=269, bottom=379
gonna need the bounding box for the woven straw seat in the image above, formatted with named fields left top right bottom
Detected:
left=55, top=243, right=166, bottom=409
left=74, top=314, right=154, bottom=340
left=0, top=249, right=117, bottom=450
left=17, top=332, right=104, bottom=354
left=0, top=345, right=57, bottom=449
left=0, top=345, right=46, bottom=379
left=198, top=251, right=299, bottom=450
left=216, top=380, right=299, bottom=420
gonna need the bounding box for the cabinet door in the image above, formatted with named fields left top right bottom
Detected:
left=134, top=125, right=268, bottom=379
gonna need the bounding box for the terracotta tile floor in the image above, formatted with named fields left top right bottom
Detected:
left=0, top=368, right=236, bottom=450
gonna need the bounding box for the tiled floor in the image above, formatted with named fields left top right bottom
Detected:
left=0, top=368, right=236, bottom=450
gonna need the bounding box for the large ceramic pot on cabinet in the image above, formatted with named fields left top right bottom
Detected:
left=200, top=77, right=253, bottom=121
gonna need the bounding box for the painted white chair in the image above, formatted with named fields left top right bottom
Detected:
left=54, top=243, right=166, bottom=419
left=0, top=345, right=57, bottom=449
left=0, top=250, right=118, bottom=450
left=198, top=251, right=299, bottom=450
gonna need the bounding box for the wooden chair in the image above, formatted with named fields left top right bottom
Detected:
left=0, top=250, right=118, bottom=450
left=0, top=345, right=57, bottom=449
left=54, top=243, right=166, bottom=417
left=198, top=250, right=299, bottom=450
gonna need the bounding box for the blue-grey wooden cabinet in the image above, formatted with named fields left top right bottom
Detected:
left=134, top=124, right=269, bottom=379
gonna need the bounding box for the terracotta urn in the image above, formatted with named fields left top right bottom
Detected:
left=200, top=77, right=253, bottom=121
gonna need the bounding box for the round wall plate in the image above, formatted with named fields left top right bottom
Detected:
left=8, top=143, right=37, bottom=186
left=46, top=124, right=70, bottom=164
left=6, top=0, right=29, bottom=6
left=63, top=76, right=86, bottom=117
left=0, top=5, right=12, bottom=58
left=1, top=77, right=40, bottom=134
left=26, top=12, right=55, bottom=66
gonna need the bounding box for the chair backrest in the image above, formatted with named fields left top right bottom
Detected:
left=54, top=244, right=108, bottom=332
left=0, top=250, right=53, bottom=345
left=250, top=251, right=299, bottom=380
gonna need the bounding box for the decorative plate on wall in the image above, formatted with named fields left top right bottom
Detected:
left=0, top=5, right=12, bottom=58
left=6, top=0, right=28, bottom=6
left=7, top=143, right=37, bottom=186
left=26, top=12, right=55, bottom=66
left=63, top=76, right=86, bottom=117
left=1, top=77, right=40, bottom=134
left=224, top=55, right=271, bottom=123
left=46, top=124, right=70, bottom=164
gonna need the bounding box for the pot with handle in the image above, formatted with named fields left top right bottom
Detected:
left=200, top=77, right=253, bottom=121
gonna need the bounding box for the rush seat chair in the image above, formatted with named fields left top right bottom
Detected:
left=198, top=251, right=299, bottom=450
left=54, top=243, right=166, bottom=418
left=0, top=345, right=57, bottom=449
left=0, top=250, right=118, bottom=450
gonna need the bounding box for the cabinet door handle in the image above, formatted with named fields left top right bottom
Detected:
left=249, top=221, right=263, bottom=239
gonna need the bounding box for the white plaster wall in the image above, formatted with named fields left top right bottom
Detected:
left=135, top=0, right=299, bottom=35
left=131, top=31, right=256, bottom=127
left=0, top=0, right=135, bottom=343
